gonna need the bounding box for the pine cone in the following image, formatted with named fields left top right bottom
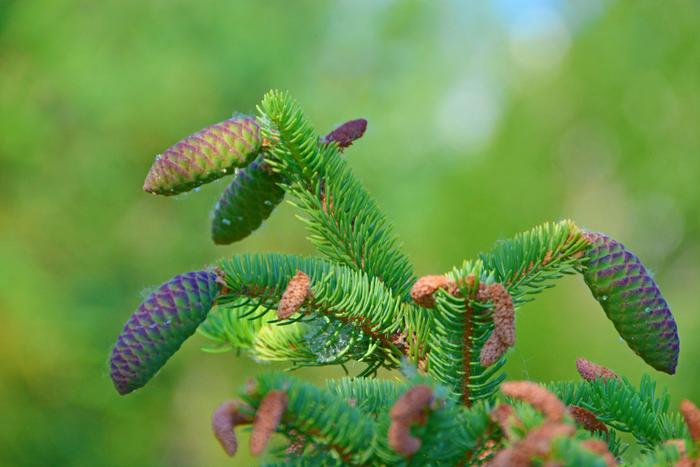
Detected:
left=110, top=270, right=220, bottom=394
left=143, top=115, right=262, bottom=195
left=582, top=231, right=679, bottom=374
left=211, top=154, right=285, bottom=245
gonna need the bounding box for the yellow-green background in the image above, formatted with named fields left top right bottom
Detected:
left=1, top=1, right=698, bottom=465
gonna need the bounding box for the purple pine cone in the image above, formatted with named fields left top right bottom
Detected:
left=582, top=231, right=679, bottom=374
left=143, top=115, right=262, bottom=196
left=110, top=271, right=220, bottom=394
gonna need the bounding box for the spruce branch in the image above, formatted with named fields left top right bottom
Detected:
left=109, top=89, right=691, bottom=465
left=211, top=253, right=421, bottom=371
left=257, top=90, right=415, bottom=299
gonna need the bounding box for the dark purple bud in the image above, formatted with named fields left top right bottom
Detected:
left=322, top=118, right=368, bottom=149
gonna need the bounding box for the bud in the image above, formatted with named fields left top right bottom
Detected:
left=568, top=405, right=608, bottom=433
left=278, top=271, right=312, bottom=319
left=410, top=275, right=457, bottom=308
left=575, top=358, right=619, bottom=382
left=109, top=270, right=220, bottom=394
left=388, top=385, right=434, bottom=457
left=250, top=391, right=288, bottom=456
left=480, top=331, right=508, bottom=367
left=143, top=115, right=262, bottom=195
left=680, top=400, right=700, bottom=442
left=211, top=400, right=254, bottom=457
left=501, top=381, right=565, bottom=423
left=487, top=283, right=515, bottom=347
left=582, top=231, right=679, bottom=374
left=321, top=118, right=368, bottom=149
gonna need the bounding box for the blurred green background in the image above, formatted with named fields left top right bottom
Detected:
left=1, top=0, right=699, bottom=465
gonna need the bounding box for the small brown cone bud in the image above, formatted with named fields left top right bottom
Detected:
left=480, top=331, right=508, bottom=367
left=390, top=385, right=434, bottom=421
left=490, top=404, right=519, bottom=438
left=488, top=283, right=516, bottom=347
left=250, top=391, right=288, bottom=456
left=521, top=422, right=575, bottom=456
left=388, top=385, right=434, bottom=457
left=576, top=358, right=620, bottom=382
left=278, top=272, right=311, bottom=319
left=568, top=405, right=608, bottom=433
left=680, top=400, right=700, bottom=442
left=388, top=421, right=422, bottom=457
left=410, top=275, right=457, bottom=308
left=211, top=400, right=254, bottom=457
left=501, top=381, right=565, bottom=423
left=580, top=439, right=617, bottom=466
left=492, top=422, right=574, bottom=467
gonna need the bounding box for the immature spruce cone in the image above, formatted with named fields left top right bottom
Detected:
left=211, top=154, right=285, bottom=245
left=143, top=115, right=262, bottom=195
left=109, top=271, right=220, bottom=394
left=582, top=231, right=679, bottom=374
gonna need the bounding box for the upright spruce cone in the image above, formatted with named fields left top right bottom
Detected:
left=211, top=154, right=285, bottom=245
left=109, top=270, right=220, bottom=394
left=143, top=115, right=262, bottom=195
left=582, top=231, right=679, bottom=374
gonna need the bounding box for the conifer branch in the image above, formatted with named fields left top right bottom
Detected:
left=257, top=90, right=415, bottom=299
left=110, top=89, right=690, bottom=465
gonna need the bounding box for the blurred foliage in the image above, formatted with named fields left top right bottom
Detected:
left=0, top=1, right=698, bottom=465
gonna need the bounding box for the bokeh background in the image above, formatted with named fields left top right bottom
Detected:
left=1, top=1, right=699, bottom=465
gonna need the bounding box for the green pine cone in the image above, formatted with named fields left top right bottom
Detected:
left=211, top=154, right=285, bottom=245
left=109, top=270, right=221, bottom=394
left=582, top=231, right=679, bottom=374
left=143, top=115, right=262, bottom=195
